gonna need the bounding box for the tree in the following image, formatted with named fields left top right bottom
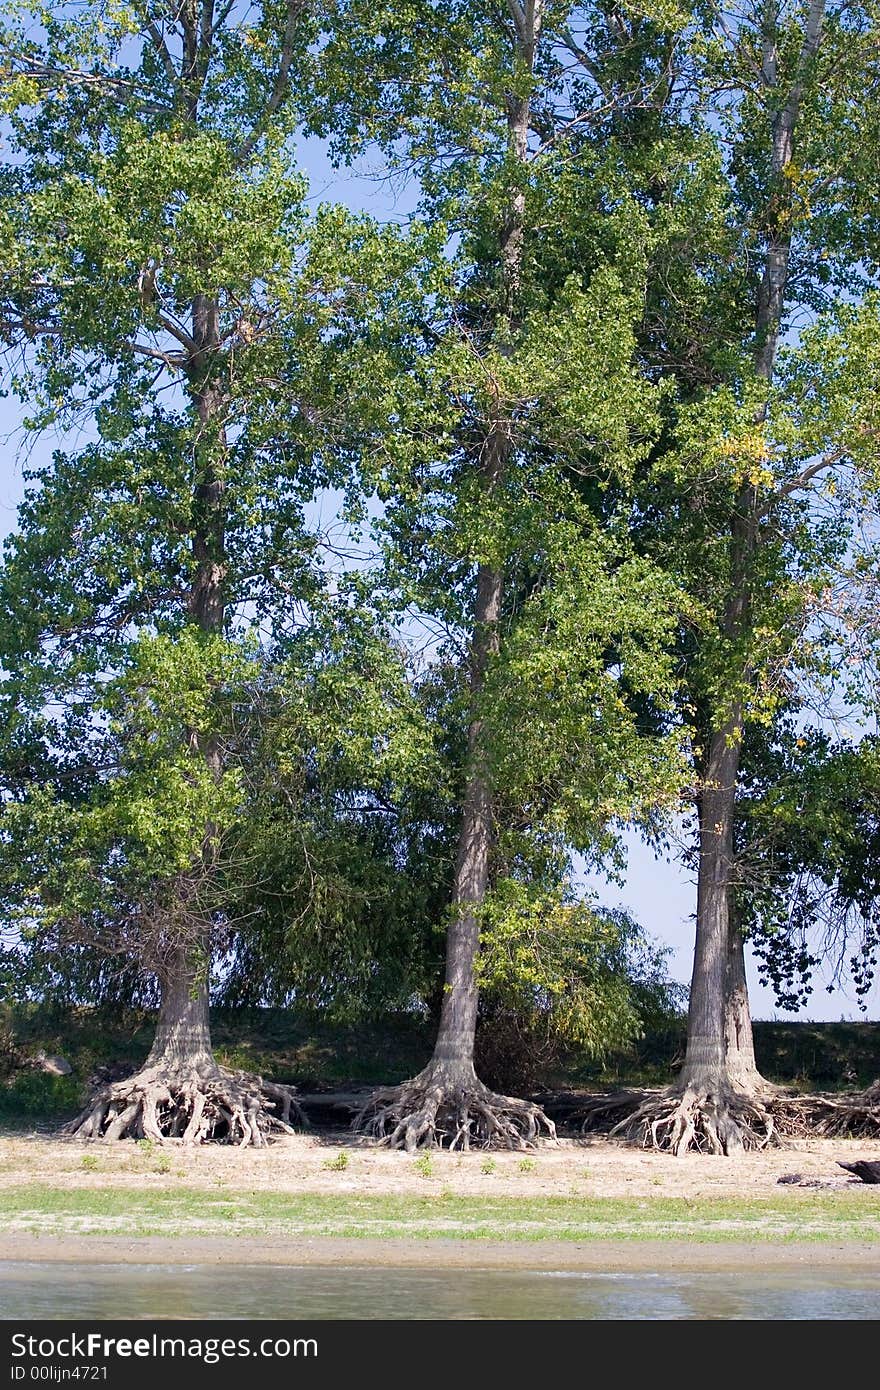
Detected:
left=0, top=0, right=439, bottom=1141
left=583, top=0, right=880, bottom=1152
left=311, top=0, right=691, bottom=1148
left=476, top=901, right=686, bottom=1092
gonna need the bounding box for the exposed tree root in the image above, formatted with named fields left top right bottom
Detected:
left=771, top=1080, right=880, bottom=1140
left=353, top=1064, right=557, bottom=1151
left=66, top=1065, right=304, bottom=1147
left=578, top=1083, right=779, bottom=1155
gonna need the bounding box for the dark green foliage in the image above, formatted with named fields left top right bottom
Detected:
left=0, top=1070, right=82, bottom=1120
left=737, top=726, right=880, bottom=1011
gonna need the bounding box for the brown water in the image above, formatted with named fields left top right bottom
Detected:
left=1, top=1261, right=879, bottom=1319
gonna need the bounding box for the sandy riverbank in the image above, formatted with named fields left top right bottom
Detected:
left=1, top=1234, right=879, bottom=1272
left=3, top=1129, right=880, bottom=1199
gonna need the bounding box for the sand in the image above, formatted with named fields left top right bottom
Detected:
left=3, top=1129, right=880, bottom=1200
left=0, top=1233, right=877, bottom=1271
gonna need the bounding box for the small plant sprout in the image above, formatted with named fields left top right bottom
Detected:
left=413, top=1153, right=434, bottom=1179
left=323, top=1151, right=350, bottom=1172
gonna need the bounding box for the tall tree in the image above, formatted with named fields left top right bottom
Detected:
left=0, top=0, right=436, bottom=1142
left=589, top=0, right=880, bottom=1151
left=313, top=0, right=691, bottom=1148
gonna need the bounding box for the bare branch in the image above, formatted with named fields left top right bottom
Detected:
left=761, top=447, right=847, bottom=514
left=155, top=310, right=199, bottom=355
left=143, top=16, right=184, bottom=97
left=126, top=341, right=188, bottom=370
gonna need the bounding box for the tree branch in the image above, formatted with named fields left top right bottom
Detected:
left=196, top=0, right=218, bottom=89
left=155, top=310, right=199, bottom=355
left=0, top=48, right=171, bottom=115
left=561, top=29, right=610, bottom=99
left=233, top=0, right=305, bottom=166
left=761, top=447, right=847, bottom=514
left=126, top=341, right=188, bottom=370
left=504, top=0, right=527, bottom=42
left=209, top=0, right=237, bottom=42
left=142, top=17, right=184, bottom=98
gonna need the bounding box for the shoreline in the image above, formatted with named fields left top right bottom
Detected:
left=2, top=1235, right=880, bottom=1272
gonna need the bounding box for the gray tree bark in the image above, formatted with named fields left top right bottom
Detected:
left=724, top=913, right=763, bottom=1091
left=150, top=283, right=228, bottom=1074
left=145, top=947, right=218, bottom=1077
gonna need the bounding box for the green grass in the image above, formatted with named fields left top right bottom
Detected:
left=0, top=1070, right=82, bottom=1121
left=1, top=1184, right=878, bottom=1244
left=322, top=1150, right=350, bottom=1172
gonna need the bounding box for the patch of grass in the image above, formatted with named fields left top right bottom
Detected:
left=1, top=1185, right=878, bottom=1245
left=413, top=1154, right=434, bottom=1179
left=131, top=1136, right=172, bottom=1175
left=0, top=1071, right=82, bottom=1120
left=322, top=1151, right=350, bottom=1172
left=80, top=1155, right=98, bottom=1172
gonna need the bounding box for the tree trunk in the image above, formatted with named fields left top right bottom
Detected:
left=681, top=709, right=741, bottom=1093
left=426, top=67, right=534, bottom=1083
left=144, top=947, right=218, bottom=1078
left=586, top=704, right=777, bottom=1152
left=713, top=0, right=826, bottom=1091
left=724, top=913, right=765, bottom=1093
left=147, top=294, right=227, bottom=1055
left=433, top=561, right=503, bottom=1076
left=134, top=289, right=229, bottom=1075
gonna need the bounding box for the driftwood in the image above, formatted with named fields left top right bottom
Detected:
left=837, top=1160, right=880, bottom=1185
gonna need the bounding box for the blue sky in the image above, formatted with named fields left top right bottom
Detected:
left=1, top=132, right=875, bottom=1023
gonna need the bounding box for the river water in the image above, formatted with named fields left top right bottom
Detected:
left=1, top=1261, right=879, bottom=1319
